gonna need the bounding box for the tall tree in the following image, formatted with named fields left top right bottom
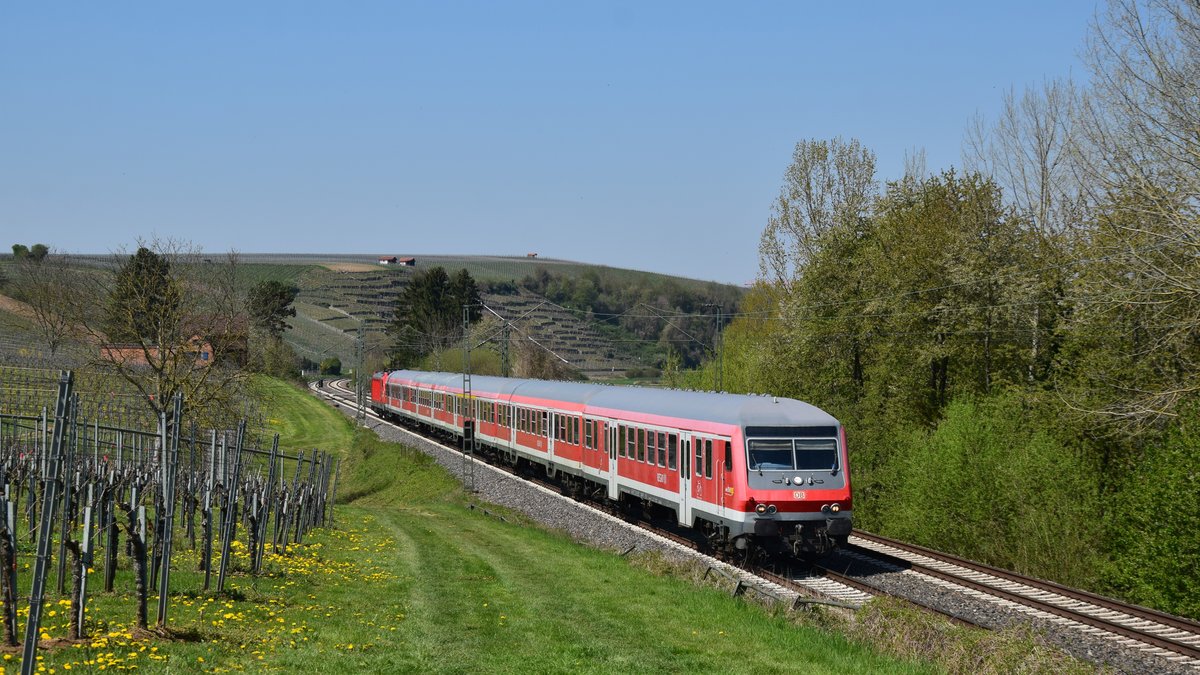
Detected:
left=963, top=78, right=1082, bottom=236
left=389, top=267, right=480, bottom=367
left=247, top=280, right=298, bottom=338
left=78, top=240, right=250, bottom=423
left=449, top=268, right=482, bottom=323
left=758, top=137, right=877, bottom=286
left=1066, top=0, right=1200, bottom=425
left=104, top=247, right=180, bottom=343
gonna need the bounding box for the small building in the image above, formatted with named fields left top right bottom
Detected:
left=398, top=257, right=416, bottom=266
left=378, top=256, right=398, bottom=265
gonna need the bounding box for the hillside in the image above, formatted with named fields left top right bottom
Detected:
left=244, top=254, right=743, bottom=379
left=0, top=252, right=743, bottom=380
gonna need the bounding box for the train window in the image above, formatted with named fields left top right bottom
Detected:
left=657, top=432, right=667, bottom=467
left=795, top=439, right=838, bottom=471
left=695, top=440, right=703, bottom=477
left=627, top=427, right=636, bottom=458
left=636, top=428, right=646, bottom=462
left=646, top=431, right=656, bottom=465
left=584, top=419, right=592, bottom=449
left=723, top=440, right=732, bottom=472
left=704, top=439, right=713, bottom=479
left=618, top=426, right=627, bottom=458
left=542, top=411, right=549, bottom=437
left=668, top=434, right=677, bottom=470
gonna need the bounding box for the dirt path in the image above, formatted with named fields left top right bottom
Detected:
left=0, top=293, right=35, bottom=321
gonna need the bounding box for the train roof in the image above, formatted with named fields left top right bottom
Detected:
left=381, top=370, right=839, bottom=430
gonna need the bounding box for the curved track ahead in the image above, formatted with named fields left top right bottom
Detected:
left=318, top=378, right=1200, bottom=670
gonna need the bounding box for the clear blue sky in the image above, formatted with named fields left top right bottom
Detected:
left=1, top=2, right=1096, bottom=285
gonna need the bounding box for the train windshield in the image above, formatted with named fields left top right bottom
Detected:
left=747, top=438, right=839, bottom=471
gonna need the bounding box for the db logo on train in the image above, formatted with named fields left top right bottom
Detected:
left=793, top=491, right=806, bottom=499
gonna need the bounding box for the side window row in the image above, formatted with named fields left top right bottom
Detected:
left=615, top=425, right=678, bottom=471
left=401, top=392, right=724, bottom=479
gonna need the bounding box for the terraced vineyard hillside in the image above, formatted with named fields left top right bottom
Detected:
left=263, top=254, right=740, bottom=378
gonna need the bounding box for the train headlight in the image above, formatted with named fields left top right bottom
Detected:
left=795, top=475, right=804, bottom=485
left=830, top=503, right=841, bottom=513
left=755, top=503, right=767, bottom=515
left=766, top=504, right=777, bottom=515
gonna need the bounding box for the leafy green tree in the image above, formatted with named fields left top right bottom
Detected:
left=758, top=137, right=877, bottom=285
left=10, top=243, right=48, bottom=261
left=389, top=267, right=481, bottom=367
left=320, top=357, right=342, bottom=376
left=105, top=247, right=180, bottom=344
left=248, top=280, right=298, bottom=338
left=449, top=268, right=482, bottom=322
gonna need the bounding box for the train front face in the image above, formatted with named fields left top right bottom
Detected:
left=742, top=425, right=853, bottom=556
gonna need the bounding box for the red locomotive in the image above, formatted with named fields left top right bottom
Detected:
left=370, top=370, right=852, bottom=556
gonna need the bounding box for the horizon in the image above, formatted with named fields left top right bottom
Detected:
left=3, top=2, right=1096, bottom=285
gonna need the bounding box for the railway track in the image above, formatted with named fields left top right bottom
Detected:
left=319, top=378, right=1200, bottom=671
left=841, top=531, right=1200, bottom=668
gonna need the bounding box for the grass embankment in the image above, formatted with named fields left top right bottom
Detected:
left=14, top=378, right=1077, bottom=673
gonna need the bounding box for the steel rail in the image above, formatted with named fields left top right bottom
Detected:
left=846, top=532, right=1200, bottom=662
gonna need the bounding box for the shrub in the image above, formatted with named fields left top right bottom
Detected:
left=1103, top=406, right=1200, bottom=617
left=878, top=390, right=1103, bottom=586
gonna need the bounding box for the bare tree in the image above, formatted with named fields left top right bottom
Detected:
left=758, top=137, right=877, bottom=285
left=1069, top=0, right=1200, bottom=423
left=9, top=250, right=79, bottom=356
left=963, top=78, right=1082, bottom=236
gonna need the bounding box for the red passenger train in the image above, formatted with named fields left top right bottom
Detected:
left=370, top=370, right=853, bottom=556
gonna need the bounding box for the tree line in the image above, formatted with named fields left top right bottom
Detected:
left=683, top=0, right=1200, bottom=617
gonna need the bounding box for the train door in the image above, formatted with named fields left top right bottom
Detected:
left=716, top=439, right=727, bottom=520
left=692, top=436, right=718, bottom=514
left=678, top=435, right=692, bottom=527
left=606, top=423, right=619, bottom=500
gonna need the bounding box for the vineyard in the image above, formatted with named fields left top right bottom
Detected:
left=0, top=367, right=337, bottom=673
